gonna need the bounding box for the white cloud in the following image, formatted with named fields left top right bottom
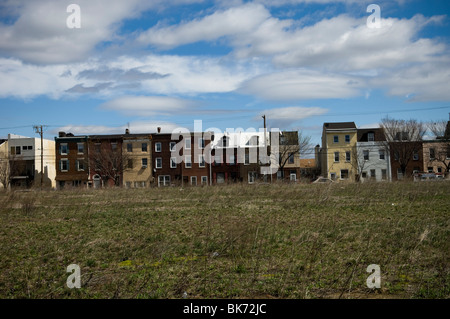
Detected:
left=100, top=96, right=199, bottom=116
left=257, top=106, right=328, bottom=127
left=54, top=121, right=180, bottom=135
left=239, top=69, right=364, bottom=101
left=137, top=3, right=270, bottom=49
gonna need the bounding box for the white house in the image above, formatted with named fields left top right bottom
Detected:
left=7, top=134, right=56, bottom=188
left=356, top=128, right=391, bottom=182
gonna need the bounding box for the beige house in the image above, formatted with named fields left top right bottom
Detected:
left=122, top=132, right=153, bottom=188
left=0, top=139, right=8, bottom=188
left=422, top=140, right=450, bottom=176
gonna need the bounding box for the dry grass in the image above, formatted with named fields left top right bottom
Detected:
left=0, top=181, right=448, bottom=299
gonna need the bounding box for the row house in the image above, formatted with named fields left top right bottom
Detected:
left=320, top=122, right=358, bottom=181
left=356, top=128, right=392, bottom=182
left=152, top=130, right=211, bottom=187
left=2, top=134, right=56, bottom=188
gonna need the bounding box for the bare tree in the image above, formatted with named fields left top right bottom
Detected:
left=274, top=130, right=311, bottom=179
left=0, top=155, right=23, bottom=189
left=426, top=120, right=450, bottom=176
left=380, top=117, right=425, bottom=178
left=89, top=141, right=129, bottom=187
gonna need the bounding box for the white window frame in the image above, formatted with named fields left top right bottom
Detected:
left=368, top=133, right=375, bottom=142
left=379, top=150, right=385, bottom=160
left=76, top=159, right=85, bottom=171
left=155, top=157, right=162, bottom=169
left=60, top=143, right=68, bottom=155
left=158, top=175, right=171, bottom=187
left=363, top=150, right=369, bottom=161
left=185, top=155, right=192, bottom=168
left=198, top=155, right=205, bottom=168
left=201, top=176, right=208, bottom=185
left=191, top=176, right=197, bottom=186
left=170, top=142, right=176, bottom=152
left=61, top=159, right=69, bottom=172
left=77, top=143, right=84, bottom=154
left=170, top=157, right=177, bottom=168
left=155, top=142, right=162, bottom=152
left=340, top=169, right=349, bottom=179
left=334, top=152, right=340, bottom=163
left=185, top=138, right=191, bottom=150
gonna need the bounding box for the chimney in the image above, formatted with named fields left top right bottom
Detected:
left=125, top=128, right=130, bottom=135
left=58, top=132, right=66, bottom=137
left=157, top=127, right=161, bottom=134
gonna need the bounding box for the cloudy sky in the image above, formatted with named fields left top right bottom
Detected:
left=0, top=0, right=449, bottom=149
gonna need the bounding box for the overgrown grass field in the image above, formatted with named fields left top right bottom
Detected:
left=0, top=181, right=448, bottom=299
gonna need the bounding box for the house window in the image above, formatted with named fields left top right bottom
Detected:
left=413, top=167, right=420, bottom=174
left=340, top=169, right=349, bottom=179
left=244, top=152, right=250, bottom=165
left=345, top=135, right=350, bottom=143
left=155, top=142, right=161, bottom=152
left=288, top=153, right=295, bottom=164
left=199, top=155, right=205, bottom=168
left=128, top=159, right=133, bottom=169
left=428, top=167, right=433, bottom=173
left=185, top=138, right=191, bottom=150
left=191, top=176, right=197, bottom=186
left=330, top=173, right=336, bottom=180
left=381, top=169, right=387, bottom=180
left=248, top=171, right=257, bottom=184
left=198, top=138, right=205, bottom=149
left=125, top=182, right=132, bottom=188
left=11, top=146, right=21, bottom=155
left=334, top=152, right=340, bottom=162
left=142, top=158, right=148, bottom=168
left=379, top=150, right=385, bottom=160
left=158, top=175, right=171, bottom=187
left=142, top=143, right=148, bottom=152
left=370, top=169, right=376, bottom=179
left=76, top=159, right=85, bottom=171
left=60, top=143, right=68, bottom=155
left=363, top=150, right=369, bottom=161
left=368, top=133, right=374, bottom=142
left=362, top=172, right=367, bottom=179
left=170, top=142, right=176, bottom=152
left=201, top=176, right=208, bottom=185
left=127, top=143, right=133, bottom=152
left=413, top=152, right=419, bottom=161
left=429, top=148, right=435, bottom=160
left=60, top=159, right=69, bottom=172
left=155, top=157, right=162, bottom=169
left=95, top=143, right=101, bottom=153
left=290, top=172, right=297, bottom=181
left=22, top=145, right=32, bottom=151
left=185, top=155, right=192, bottom=168
left=437, top=167, right=442, bottom=173
left=346, top=151, right=351, bottom=162
left=229, top=155, right=235, bottom=165
left=77, top=143, right=84, bottom=154
left=333, top=135, right=339, bottom=143
left=111, top=143, right=117, bottom=152
left=170, top=157, right=177, bottom=168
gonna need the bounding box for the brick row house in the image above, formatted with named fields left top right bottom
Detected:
left=54, top=128, right=303, bottom=188
left=318, top=121, right=450, bottom=181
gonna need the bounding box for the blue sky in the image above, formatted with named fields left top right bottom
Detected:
left=0, top=0, right=449, bottom=150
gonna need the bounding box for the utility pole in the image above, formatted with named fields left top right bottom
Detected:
left=33, top=125, right=44, bottom=190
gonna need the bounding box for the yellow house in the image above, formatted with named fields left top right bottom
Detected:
left=122, top=132, right=153, bottom=188
left=321, top=122, right=358, bottom=181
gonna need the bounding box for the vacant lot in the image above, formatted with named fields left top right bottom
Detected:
left=0, top=181, right=448, bottom=299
